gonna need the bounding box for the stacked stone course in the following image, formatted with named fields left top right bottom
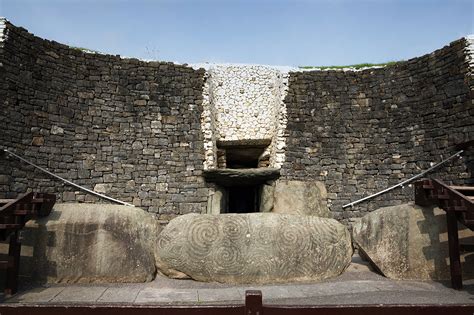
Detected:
left=0, top=19, right=209, bottom=221
left=0, top=18, right=472, bottom=225
left=283, top=37, right=474, bottom=224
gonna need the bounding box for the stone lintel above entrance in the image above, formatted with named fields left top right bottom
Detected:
left=216, top=139, right=271, bottom=148
left=203, top=168, right=280, bottom=187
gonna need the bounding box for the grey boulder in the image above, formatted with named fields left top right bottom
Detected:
left=272, top=180, right=330, bottom=217
left=352, top=203, right=474, bottom=280
left=155, top=213, right=352, bottom=284
left=19, top=203, right=161, bottom=284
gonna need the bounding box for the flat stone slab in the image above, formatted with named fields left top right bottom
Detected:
left=203, top=168, right=280, bottom=186
left=135, top=288, right=198, bottom=304
left=4, top=278, right=474, bottom=305
left=216, top=139, right=272, bottom=147
left=272, top=180, right=330, bottom=217
left=155, top=213, right=352, bottom=284
left=50, top=286, right=108, bottom=303
left=7, top=287, right=65, bottom=303
left=97, top=287, right=142, bottom=303
left=3, top=255, right=474, bottom=305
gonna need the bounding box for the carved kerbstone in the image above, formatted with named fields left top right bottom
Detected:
left=155, top=213, right=353, bottom=284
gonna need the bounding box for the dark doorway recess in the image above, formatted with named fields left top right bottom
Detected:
left=228, top=185, right=259, bottom=213
left=226, top=147, right=264, bottom=169
left=216, top=139, right=272, bottom=169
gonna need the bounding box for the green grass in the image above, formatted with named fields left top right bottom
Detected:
left=68, top=45, right=102, bottom=54
left=299, top=61, right=401, bottom=70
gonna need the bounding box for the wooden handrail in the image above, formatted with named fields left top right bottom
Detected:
left=431, top=179, right=474, bottom=213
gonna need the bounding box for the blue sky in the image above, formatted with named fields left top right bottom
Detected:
left=1, top=0, right=472, bottom=66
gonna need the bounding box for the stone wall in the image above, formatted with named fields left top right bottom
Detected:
left=0, top=18, right=472, bottom=225
left=0, top=19, right=209, bottom=221
left=283, top=37, right=474, bottom=224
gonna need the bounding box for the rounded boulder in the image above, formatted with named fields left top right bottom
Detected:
left=155, top=213, right=352, bottom=284
left=19, top=203, right=161, bottom=284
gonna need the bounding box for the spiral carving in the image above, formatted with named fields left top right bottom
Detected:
left=221, top=215, right=248, bottom=240
left=155, top=213, right=352, bottom=284
left=185, top=216, right=219, bottom=259
left=276, top=221, right=311, bottom=254
left=255, top=226, right=274, bottom=247
left=157, top=233, right=172, bottom=250
left=210, top=243, right=244, bottom=276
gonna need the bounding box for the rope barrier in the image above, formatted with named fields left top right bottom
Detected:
left=342, top=150, right=464, bottom=209
left=2, top=148, right=135, bottom=207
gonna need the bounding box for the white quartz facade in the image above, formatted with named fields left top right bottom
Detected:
left=201, top=64, right=288, bottom=170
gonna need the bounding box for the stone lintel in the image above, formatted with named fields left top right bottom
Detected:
left=216, top=139, right=272, bottom=148
left=203, top=168, right=280, bottom=186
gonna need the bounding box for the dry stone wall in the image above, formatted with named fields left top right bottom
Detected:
left=283, top=37, right=474, bottom=224
left=0, top=18, right=472, bottom=225
left=0, top=19, right=209, bottom=221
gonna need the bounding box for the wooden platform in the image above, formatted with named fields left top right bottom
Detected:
left=0, top=192, right=56, bottom=295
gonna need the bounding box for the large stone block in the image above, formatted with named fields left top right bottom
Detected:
left=155, top=213, right=352, bottom=284
left=352, top=203, right=474, bottom=280
left=272, top=180, right=330, bottom=217
left=18, top=203, right=161, bottom=284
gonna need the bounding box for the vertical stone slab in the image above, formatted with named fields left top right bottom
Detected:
left=18, top=203, right=161, bottom=284
left=272, top=180, right=330, bottom=217
left=352, top=203, right=474, bottom=280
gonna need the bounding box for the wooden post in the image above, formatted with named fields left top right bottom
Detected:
left=245, top=290, right=263, bottom=315
left=414, top=180, right=432, bottom=206
left=5, top=230, right=21, bottom=295
left=446, top=211, right=462, bottom=290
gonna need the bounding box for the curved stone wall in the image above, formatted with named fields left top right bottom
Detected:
left=0, top=19, right=209, bottom=221
left=282, top=37, right=474, bottom=224
left=0, top=18, right=472, bottom=225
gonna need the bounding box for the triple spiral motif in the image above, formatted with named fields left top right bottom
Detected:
left=156, top=213, right=351, bottom=284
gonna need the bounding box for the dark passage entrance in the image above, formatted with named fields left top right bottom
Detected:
left=228, top=186, right=259, bottom=213
left=225, top=147, right=262, bottom=169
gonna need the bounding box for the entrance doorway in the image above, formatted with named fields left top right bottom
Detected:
left=227, top=185, right=259, bottom=213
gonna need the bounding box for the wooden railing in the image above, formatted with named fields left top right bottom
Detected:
left=0, top=192, right=56, bottom=295
left=414, top=178, right=474, bottom=290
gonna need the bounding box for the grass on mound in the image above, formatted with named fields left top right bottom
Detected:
left=69, top=46, right=102, bottom=54
left=299, top=61, right=401, bottom=70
